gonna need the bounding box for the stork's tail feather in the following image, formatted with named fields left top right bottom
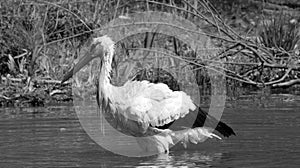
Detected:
left=214, top=120, right=236, bottom=137
left=192, top=107, right=236, bottom=137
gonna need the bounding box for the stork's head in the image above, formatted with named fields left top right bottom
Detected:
left=92, top=35, right=115, bottom=61
left=61, top=35, right=115, bottom=84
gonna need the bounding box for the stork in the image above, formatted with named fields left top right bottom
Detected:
left=61, top=35, right=235, bottom=154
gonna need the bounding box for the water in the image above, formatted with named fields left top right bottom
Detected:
left=0, top=95, right=299, bottom=167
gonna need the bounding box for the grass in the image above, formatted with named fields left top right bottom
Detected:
left=0, top=0, right=101, bottom=79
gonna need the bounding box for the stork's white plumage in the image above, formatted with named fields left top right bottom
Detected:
left=62, top=35, right=235, bottom=154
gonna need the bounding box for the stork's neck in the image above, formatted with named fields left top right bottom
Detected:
left=99, top=50, right=114, bottom=99
left=100, top=60, right=112, bottom=86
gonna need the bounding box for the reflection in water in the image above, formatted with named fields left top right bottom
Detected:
left=137, top=151, right=223, bottom=167
left=0, top=95, right=300, bottom=167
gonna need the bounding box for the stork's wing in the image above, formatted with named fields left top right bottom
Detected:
left=119, top=80, right=196, bottom=128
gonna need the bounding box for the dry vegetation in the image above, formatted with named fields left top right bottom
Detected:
left=0, top=0, right=299, bottom=107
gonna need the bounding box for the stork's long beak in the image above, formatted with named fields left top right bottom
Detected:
left=61, top=44, right=104, bottom=84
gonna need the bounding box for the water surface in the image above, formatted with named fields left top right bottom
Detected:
left=0, top=94, right=299, bottom=167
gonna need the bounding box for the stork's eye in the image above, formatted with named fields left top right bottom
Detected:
left=90, top=44, right=96, bottom=51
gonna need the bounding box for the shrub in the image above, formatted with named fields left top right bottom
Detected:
left=259, top=13, right=300, bottom=55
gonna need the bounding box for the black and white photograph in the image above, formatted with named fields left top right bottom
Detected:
left=0, top=0, right=299, bottom=167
